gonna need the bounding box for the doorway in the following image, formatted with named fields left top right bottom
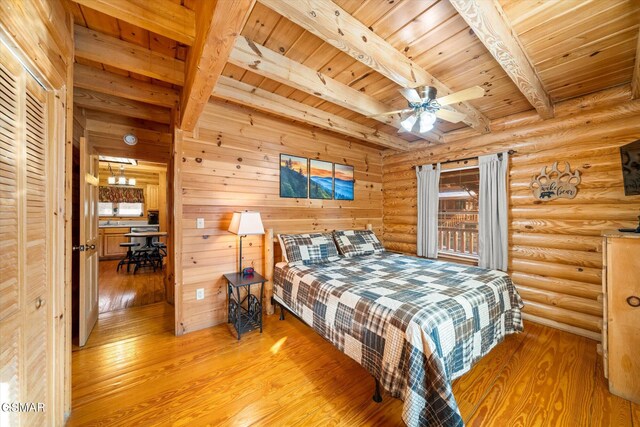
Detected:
left=96, top=158, right=168, bottom=313
left=71, top=124, right=174, bottom=348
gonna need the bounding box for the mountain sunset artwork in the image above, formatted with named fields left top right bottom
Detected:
left=280, top=154, right=308, bottom=198
left=334, top=163, right=354, bottom=200
left=309, top=160, right=333, bottom=199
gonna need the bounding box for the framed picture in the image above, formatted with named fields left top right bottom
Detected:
left=280, top=154, right=308, bottom=198
left=309, top=159, right=333, bottom=199
left=620, top=139, right=640, bottom=196
left=334, top=163, right=354, bottom=200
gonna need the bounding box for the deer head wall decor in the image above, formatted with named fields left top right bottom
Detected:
left=530, top=161, right=581, bottom=201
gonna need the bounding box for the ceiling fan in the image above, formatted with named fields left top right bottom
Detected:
left=370, top=85, right=485, bottom=133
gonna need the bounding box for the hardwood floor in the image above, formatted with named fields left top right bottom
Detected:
left=98, top=259, right=165, bottom=313
left=68, top=304, right=639, bottom=426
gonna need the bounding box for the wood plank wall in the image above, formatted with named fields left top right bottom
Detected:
left=175, top=100, right=383, bottom=333
left=382, top=90, right=640, bottom=341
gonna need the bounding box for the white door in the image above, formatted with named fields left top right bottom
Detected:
left=78, top=136, right=99, bottom=346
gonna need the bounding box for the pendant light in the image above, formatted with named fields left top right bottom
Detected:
left=107, top=163, right=136, bottom=186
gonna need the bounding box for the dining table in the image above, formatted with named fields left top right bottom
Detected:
left=124, top=231, right=168, bottom=249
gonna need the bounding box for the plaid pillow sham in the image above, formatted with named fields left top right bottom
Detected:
left=278, top=232, right=341, bottom=266
left=333, top=229, right=385, bottom=257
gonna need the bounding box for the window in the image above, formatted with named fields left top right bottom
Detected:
left=118, top=202, right=144, bottom=216
left=438, top=167, right=479, bottom=259
left=98, top=202, right=144, bottom=217
left=98, top=202, right=114, bottom=216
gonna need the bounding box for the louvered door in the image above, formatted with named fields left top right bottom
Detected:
left=0, top=41, right=51, bottom=427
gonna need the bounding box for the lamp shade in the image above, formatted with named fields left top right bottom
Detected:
left=228, top=211, right=265, bottom=236
left=419, top=112, right=436, bottom=133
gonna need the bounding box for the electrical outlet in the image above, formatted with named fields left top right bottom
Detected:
left=196, top=218, right=205, bottom=229
left=196, top=288, right=204, bottom=300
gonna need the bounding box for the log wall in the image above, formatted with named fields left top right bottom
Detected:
left=383, top=92, right=640, bottom=341
left=175, top=100, right=383, bottom=333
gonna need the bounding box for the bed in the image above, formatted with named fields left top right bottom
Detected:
left=270, top=236, right=524, bottom=427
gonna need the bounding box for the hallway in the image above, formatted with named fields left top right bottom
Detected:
left=98, top=259, right=165, bottom=313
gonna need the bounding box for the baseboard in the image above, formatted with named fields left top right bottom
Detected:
left=522, top=312, right=601, bottom=342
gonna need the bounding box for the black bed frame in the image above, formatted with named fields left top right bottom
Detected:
left=273, top=297, right=383, bottom=403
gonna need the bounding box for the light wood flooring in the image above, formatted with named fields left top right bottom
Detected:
left=69, top=303, right=640, bottom=426
left=98, top=259, right=165, bottom=313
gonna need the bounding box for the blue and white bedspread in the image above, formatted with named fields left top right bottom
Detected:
left=274, top=252, right=524, bottom=426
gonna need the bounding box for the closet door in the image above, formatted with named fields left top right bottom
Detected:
left=0, top=42, right=51, bottom=426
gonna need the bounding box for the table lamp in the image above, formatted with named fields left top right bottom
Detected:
left=228, top=210, right=265, bottom=274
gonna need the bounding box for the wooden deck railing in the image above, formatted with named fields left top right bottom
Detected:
left=438, top=211, right=478, bottom=257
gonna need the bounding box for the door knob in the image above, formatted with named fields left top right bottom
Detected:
left=89, top=244, right=96, bottom=250
left=35, top=297, right=45, bottom=309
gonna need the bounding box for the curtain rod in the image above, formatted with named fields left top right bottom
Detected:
left=411, top=149, right=516, bottom=169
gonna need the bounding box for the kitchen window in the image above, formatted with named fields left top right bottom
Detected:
left=98, top=202, right=144, bottom=217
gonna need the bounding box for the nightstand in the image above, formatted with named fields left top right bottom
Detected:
left=223, top=272, right=267, bottom=340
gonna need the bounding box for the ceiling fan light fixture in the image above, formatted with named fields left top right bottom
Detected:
left=400, top=114, right=418, bottom=131
left=419, top=112, right=437, bottom=133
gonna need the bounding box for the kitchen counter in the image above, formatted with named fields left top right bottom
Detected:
left=99, top=221, right=159, bottom=228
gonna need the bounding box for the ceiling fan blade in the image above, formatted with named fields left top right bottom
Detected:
left=366, top=108, right=412, bottom=118
left=398, top=87, right=421, bottom=103
left=436, top=86, right=485, bottom=106
left=435, top=108, right=467, bottom=123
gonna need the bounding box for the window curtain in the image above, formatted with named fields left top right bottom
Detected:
left=416, top=163, right=441, bottom=258
left=99, top=186, right=144, bottom=203
left=478, top=152, right=509, bottom=270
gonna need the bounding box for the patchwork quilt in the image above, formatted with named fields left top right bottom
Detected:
left=273, top=252, right=524, bottom=427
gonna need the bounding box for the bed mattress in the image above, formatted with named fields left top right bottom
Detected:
left=273, top=252, right=524, bottom=427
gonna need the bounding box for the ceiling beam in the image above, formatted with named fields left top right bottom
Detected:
left=71, top=0, right=196, bottom=45
left=74, top=63, right=179, bottom=108
left=213, top=76, right=412, bottom=151
left=74, top=87, right=172, bottom=124
left=258, top=0, right=491, bottom=133
left=229, top=36, right=441, bottom=143
left=83, top=110, right=170, bottom=133
left=179, top=0, right=256, bottom=132
left=74, top=25, right=185, bottom=85
left=632, top=28, right=640, bottom=99
left=85, top=117, right=172, bottom=145
left=89, top=133, right=170, bottom=163
left=448, top=0, right=554, bottom=119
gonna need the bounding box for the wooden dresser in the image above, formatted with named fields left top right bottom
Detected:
left=601, top=231, right=640, bottom=403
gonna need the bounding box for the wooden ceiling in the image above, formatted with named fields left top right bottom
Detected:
left=65, top=0, right=640, bottom=151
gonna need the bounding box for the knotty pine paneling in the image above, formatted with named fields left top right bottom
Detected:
left=176, top=100, right=383, bottom=333
left=382, top=96, right=640, bottom=341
